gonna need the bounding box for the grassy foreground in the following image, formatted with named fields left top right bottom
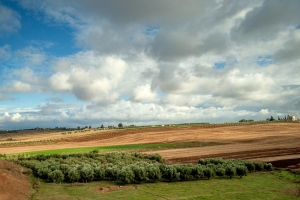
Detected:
left=31, top=172, right=299, bottom=200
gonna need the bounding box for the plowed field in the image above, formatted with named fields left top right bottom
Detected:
left=1, top=123, right=300, bottom=168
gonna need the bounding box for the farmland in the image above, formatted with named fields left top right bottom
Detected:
left=0, top=122, right=300, bottom=199
left=1, top=123, right=300, bottom=168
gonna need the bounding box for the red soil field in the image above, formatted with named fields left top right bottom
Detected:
left=1, top=123, right=300, bottom=168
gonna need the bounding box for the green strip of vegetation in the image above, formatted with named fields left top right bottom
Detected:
left=31, top=172, right=300, bottom=200
left=11, top=142, right=225, bottom=156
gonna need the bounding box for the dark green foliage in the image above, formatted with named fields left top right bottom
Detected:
left=160, top=164, right=180, bottom=181
left=117, top=166, right=135, bottom=184
left=37, top=167, right=51, bottom=180
left=198, top=158, right=207, bottom=165
left=67, top=167, right=80, bottom=183
left=145, top=164, right=161, bottom=181
left=191, top=165, right=203, bottom=179
left=13, top=153, right=272, bottom=184
left=48, top=170, right=64, bottom=183
left=263, top=163, right=273, bottom=171
left=216, top=167, right=225, bottom=179
left=175, top=164, right=193, bottom=180
left=203, top=168, right=213, bottom=179
left=94, top=166, right=105, bottom=180
left=104, top=165, right=118, bottom=181
left=244, top=161, right=255, bottom=172
left=132, top=165, right=147, bottom=182
left=79, top=164, right=94, bottom=182
left=225, top=166, right=235, bottom=179
left=254, top=162, right=264, bottom=171
left=235, top=165, right=248, bottom=178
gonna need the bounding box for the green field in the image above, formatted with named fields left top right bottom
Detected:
left=13, top=141, right=225, bottom=156
left=31, top=171, right=299, bottom=200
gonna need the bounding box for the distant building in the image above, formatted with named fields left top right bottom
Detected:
left=287, top=115, right=298, bottom=121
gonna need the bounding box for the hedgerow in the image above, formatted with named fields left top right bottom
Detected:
left=10, top=152, right=272, bottom=184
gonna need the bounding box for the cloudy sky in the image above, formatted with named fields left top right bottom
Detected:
left=0, top=0, right=300, bottom=129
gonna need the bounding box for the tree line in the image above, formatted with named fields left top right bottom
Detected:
left=11, top=152, right=273, bottom=184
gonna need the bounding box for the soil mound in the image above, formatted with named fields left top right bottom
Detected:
left=0, top=160, right=31, bottom=200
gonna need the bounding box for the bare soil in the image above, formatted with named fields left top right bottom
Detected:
left=1, top=123, right=299, bottom=168
left=0, top=160, right=31, bottom=200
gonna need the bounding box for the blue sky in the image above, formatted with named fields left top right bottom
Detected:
left=1, top=0, right=300, bottom=129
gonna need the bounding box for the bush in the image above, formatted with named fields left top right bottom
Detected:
left=176, top=165, right=193, bottom=180
left=244, top=162, right=255, bottom=172
left=191, top=165, right=203, bottom=179
left=216, top=167, right=225, bottom=179
left=225, top=166, right=235, bottom=179
left=145, top=164, right=161, bottom=181
left=79, top=165, right=94, bottom=182
left=117, top=166, right=135, bottom=184
left=203, top=168, right=213, bottom=180
left=48, top=170, right=64, bottom=183
left=263, top=163, right=273, bottom=171
left=160, top=165, right=180, bottom=182
left=198, top=158, right=207, bottom=165
left=132, top=165, right=147, bottom=182
left=254, top=162, right=264, bottom=171
left=236, top=165, right=248, bottom=178
left=37, top=167, right=51, bottom=180
left=67, top=167, right=80, bottom=183
left=94, top=166, right=105, bottom=180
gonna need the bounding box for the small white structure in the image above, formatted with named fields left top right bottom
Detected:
left=287, top=115, right=298, bottom=121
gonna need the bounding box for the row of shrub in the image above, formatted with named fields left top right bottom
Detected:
left=12, top=152, right=272, bottom=184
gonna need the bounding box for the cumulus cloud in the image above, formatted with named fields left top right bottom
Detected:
left=231, top=0, right=300, bottom=42
left=49, top=52, right=127, bottom=101
left=213, top=69, right=277, bottom=100
left=1, top=0, right=300, bottom=129
left=131, top=84, right=157, bottom=102
left=274, top=29, right=300, bottom=63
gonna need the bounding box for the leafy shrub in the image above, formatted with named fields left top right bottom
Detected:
left=145, top=164, right=161, bottom=181
left=263, top=163, right=273, bottom=171
left=79, top=165, right=94, bottom=182
left=160, top=164, right=180, bottom=181
left=216, top=167, right=225, bottom=179
left=254, top=162, right=264, bottom=171
left=132, top=165, right=147, bottom=182
left=244, top=162, right=255, bottom=172
left=191, top=165, right=203, bottom=179
left=94, top=166, right=105, bottom=180
left=67, top=167, right=80, bottom=183
left=203, top=167, right=213, bottom=180
left=117, top=166, right=135, bottom=184
left=225, top=166, right=235, bottom=179
left=235, top=165, right=248, bottom=178
left=48, top=170, right=64, bottom=183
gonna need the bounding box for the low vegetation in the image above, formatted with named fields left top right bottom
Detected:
left=11, top=152, right=272, bottom=184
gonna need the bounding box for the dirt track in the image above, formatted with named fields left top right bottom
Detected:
left=1, top=123, right=300, bottom=167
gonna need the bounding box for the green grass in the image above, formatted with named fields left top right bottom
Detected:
left=13, top=142, right=226, bottom=156
left=31, top=172, right=300, bottom=200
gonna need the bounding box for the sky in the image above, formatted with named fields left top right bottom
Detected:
left=0, top=0, right=300, bottom=130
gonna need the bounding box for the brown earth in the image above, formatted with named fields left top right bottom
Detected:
left=0, top=160, right=31, bottom=200
left=0, top=123, right=300, bottom=168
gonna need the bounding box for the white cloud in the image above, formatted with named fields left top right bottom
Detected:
left=1, top=0, right=300, bottom=129
left=11, top=113, right=22, bottom=122
left=259, top=109, right=270, bottom=115
left=2, top=81, right=32, bottom=93
left=131, top=84, right=156, bottom=102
